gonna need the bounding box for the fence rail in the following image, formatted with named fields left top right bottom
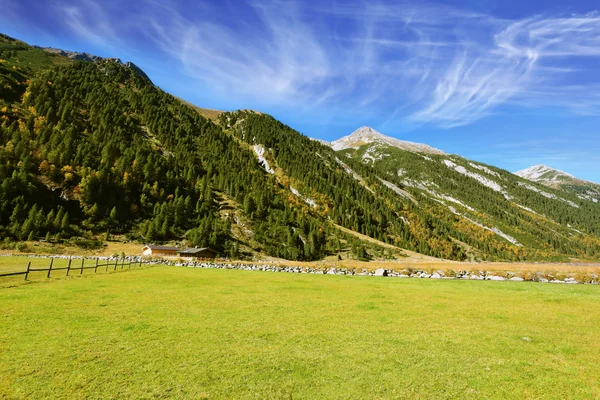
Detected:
left=0, top=257, right=145, bottom=282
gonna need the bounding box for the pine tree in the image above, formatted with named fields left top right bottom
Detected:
left=60, top=212, right=70, bottom=231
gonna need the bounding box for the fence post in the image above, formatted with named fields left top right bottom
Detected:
left=113, top=259, right=117, bottom=271
left=121, top=258, right=125, bottom=270
left=24, top=262, right=31, bottom=281
left=80, top=258, right=84, bottom=275
left=94, top=258, right=99, bottom=273
left=66, top=258, right=72, bottom=276
left=47, top=258, right=54, bottom=278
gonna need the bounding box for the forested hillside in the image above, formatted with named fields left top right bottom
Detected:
left=220, top=111, right=469, bottom=260
left=1, top=33, right=599, bottom=262
left=0, top=41, right=335, bottom=260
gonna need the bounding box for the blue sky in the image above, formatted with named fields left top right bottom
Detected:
left=1, top=0, right=599, bottom=181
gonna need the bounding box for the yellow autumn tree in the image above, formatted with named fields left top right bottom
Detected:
left=39, top=160, right=51, bottom=175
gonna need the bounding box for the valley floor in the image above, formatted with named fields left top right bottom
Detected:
left=1, top=266, right=599, bottom=399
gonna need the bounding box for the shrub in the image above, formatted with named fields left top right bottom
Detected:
left=573, top=272, right=593, bottom=284
left=71, top=238, right=103, bottom=250
left=125, top=232, right=143, bottom=241
left=518, top=270, right=533, bottom=281
left=15, top=242, right=29, bottom=252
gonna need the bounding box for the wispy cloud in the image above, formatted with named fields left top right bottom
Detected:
left=56, top=0, right=116, bottom=49
left=39, top=1, right=600, bottom=128
left=137, top=1, right=331, bottom=105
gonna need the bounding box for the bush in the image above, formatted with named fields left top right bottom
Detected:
left=519, top=270, right=534, bottom=281
left=574, top=272, right=593, bottom=284
left=0, top=238, right=12, bottom=250
left=15, top=242, right=29, bottom=252
left=71, top=238, right=103, bottom=250
left=125, top=232, right=143, bottom=241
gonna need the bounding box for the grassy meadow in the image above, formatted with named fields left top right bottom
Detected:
left=1, top=266, right=599, bottom=399
left=0, top=256, right=99, bottom=273
left=0, top=256, right=142, bottom=288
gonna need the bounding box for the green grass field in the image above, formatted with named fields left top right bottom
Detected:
left=0, top=256, right=72, bottom=274
left=1, top=267, right=599, bottom=399
left=0, top=256, right=137, bottom=288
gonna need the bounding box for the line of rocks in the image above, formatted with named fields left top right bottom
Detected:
left=163, top=262, right=597, bottom=285
left=1, top=254, right=596, bottom=284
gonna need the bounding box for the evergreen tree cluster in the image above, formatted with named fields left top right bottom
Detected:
left=0, top=60, right=333, bottom=260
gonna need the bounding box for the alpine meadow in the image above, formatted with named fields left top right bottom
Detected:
left=1, top=0, right=600, bottom=397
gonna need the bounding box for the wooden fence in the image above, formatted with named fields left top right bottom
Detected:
left=0, top=257, right=145, bottom=282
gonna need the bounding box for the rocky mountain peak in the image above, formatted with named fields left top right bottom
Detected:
left=515, top=165, right=575, bottom=182
left=331, top=126, right=446, bottom=155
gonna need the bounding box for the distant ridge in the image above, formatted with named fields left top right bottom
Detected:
left=515, top=164, right=600, bottom=203
left=37, top=46, right=103, bottom=63
left=515, top=164, right=599, bottom=186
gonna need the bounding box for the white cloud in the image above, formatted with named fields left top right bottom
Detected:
left=47, top=1, right=600, bottom=128
left=495, top=14, right=600, bottom=58
left=407, top=12, right=600, bottom=126
left=57, top=0, right=116, bottom=48
left=140, top=1, right=332, bottom=105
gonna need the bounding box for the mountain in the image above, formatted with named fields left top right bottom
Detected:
left=515, top=165, right=600, bottom=204
left=0, top=34, right=406, bottom=262
left=1, top=33, right=600, bottom=263
left=331, top=126, right=445, bottom=154
left=515, top=164, right=576, bottom=184
left=335, top=129, right=600, bottom=261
